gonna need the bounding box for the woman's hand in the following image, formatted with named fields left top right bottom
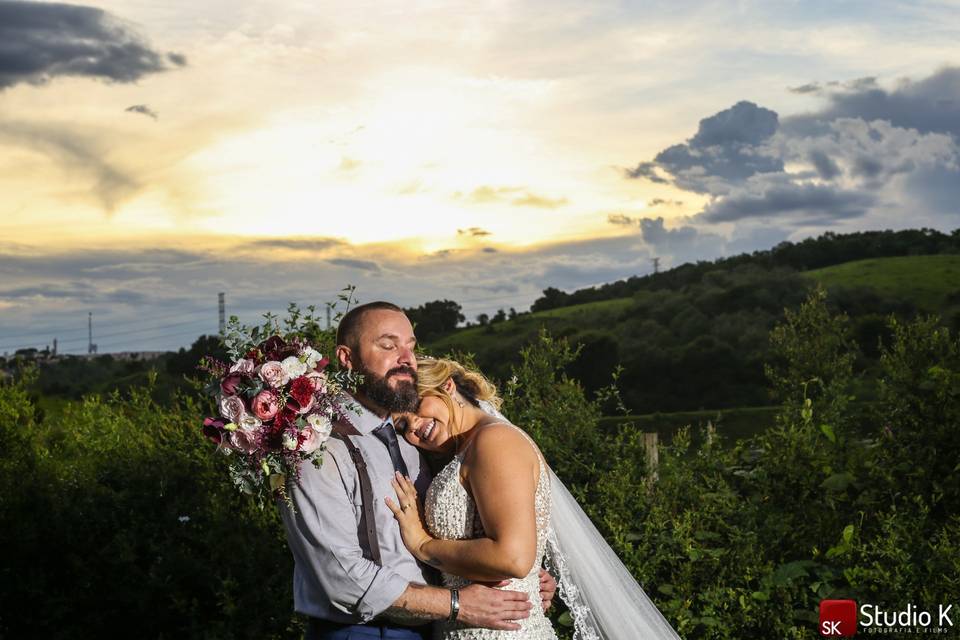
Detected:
left=385, top=471, right=434, bottom=561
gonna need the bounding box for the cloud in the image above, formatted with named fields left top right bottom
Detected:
left=455, top=186, right=568, bottom=208
left=457, top=227, right=492, bottom=237
left=0, top=282, right=145, bottom=304
left=0, top=0, right=186, bottom=90
left=125, top=104, right=158, bottom=120
left=607, top=213, right=636, bottom=225
left=511, top=193, right=568, bottom=208
left=784, top=67, right=960, bottom=139
left=698, top=179, right=874, bottom=224
left=627, top=101, right=784, bottom=194
left=238, top=237, right=347, bottom=253
left=627, top=67, right=960, bottom=229
left=326, top=257, right=381, bottom=272
left=0, top=120, right=138, bottom=212
left=788, top=83, right=822, bottom=95
left=649, top=198, right=684, bottom=207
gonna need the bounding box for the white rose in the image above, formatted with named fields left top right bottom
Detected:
left=301, top=414, right=333, bottom=453
left=281, top=355, right=308, bottom=381
left=301, top=347, right=323, bottom=369
left=237, top=415, right=262, bottom=432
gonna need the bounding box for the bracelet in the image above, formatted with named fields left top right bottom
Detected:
left=448, top=588, right=460, bottom=622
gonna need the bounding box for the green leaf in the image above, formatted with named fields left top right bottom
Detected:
left=557, top=611, right=573, bottom=627
left=821, top=472, right=854, bottom=492
left=819, top=423, right=837, bottom=443
left=842, top=524, right=855, bottom=544
left=751, top=591, right=770, bottom=601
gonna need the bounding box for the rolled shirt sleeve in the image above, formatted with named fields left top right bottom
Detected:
left=280, top=440, right=410, bottom=622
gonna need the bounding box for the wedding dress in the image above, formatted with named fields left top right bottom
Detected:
left=450, top=401, right=683, bottom=640
left=424, top=422, right=558, bottom=640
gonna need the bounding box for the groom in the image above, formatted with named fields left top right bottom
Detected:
left=281, top=301, right=556, bottom=639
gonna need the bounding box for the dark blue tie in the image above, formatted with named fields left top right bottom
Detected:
left=373, top=420, right=410, bottom=477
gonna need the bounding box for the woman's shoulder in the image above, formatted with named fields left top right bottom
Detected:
left=468, top=421, right=541, bottom=463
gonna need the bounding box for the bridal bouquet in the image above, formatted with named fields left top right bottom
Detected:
left=199, top=330, right=357, bottom=502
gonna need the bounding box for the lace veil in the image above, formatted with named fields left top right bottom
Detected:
left=478, top=400, right=681, bottom=640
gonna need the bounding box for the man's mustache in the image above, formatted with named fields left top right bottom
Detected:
left=386, top=366, right=417, bottom=381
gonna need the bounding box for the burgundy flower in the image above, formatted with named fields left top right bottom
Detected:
left=315, top=356, right=330, bottom=371
left=202, top=417, right=226, bottom=444
left=220, top=373, right=244, bottom=396
left=290, top=376, right=314, bottom=408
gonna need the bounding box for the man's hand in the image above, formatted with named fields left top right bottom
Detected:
left=457, top=583, right=533, bottom=631
left=538, top=569, right=557, bottom=612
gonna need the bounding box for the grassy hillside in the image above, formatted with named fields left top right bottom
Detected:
left=425, top=255, right=960, bottom=419
left=805, top=254, right=960, bottom=312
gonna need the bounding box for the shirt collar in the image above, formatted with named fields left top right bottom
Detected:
left=343, top=392, right=393, bottom=435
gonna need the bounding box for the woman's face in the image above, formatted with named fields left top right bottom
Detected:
left=399, top=394, right=454, bottom=452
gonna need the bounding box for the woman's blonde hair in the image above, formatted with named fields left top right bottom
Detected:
left=416, top=357, right=502, bottom=436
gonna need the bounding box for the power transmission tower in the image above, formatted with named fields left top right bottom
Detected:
left=652, top=257, right=661, bottom=274
left=218, top=292, right=226, bottom=335
left=326, top=303, right=332, bottom=330
left=87, top=312, right=97, bottom=354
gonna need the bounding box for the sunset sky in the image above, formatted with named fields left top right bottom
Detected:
left=1, top=0, right=959, bottom=353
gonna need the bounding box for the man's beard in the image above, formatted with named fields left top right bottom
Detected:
left=359, top=364, right=419, bottom=413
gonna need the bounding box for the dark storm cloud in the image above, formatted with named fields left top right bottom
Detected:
left=627, top=67, right=960, bottom=229
left=808, top=150, right=841, bottom=180
left=627, top=101, right=783, bottom=193
left=699, top=181, right=874, bottom=224
left=783, top=67, right=960, bottom=139
left=0, top=0, right=186, bottom=90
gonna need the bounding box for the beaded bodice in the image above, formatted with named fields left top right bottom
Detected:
left=424, top=424, right=557, bottom=639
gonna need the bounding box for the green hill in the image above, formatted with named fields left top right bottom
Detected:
left=805, top=254, right=960, bottom=312
left=425, top=255, right=960, bottom=418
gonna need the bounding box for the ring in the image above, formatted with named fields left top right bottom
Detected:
left=402, top=503, right=411, bottom=511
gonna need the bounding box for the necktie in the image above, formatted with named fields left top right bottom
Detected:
left=372, top=421, right=410, bottom=477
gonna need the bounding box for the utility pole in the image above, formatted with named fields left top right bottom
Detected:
left=53, top=338, right=57, bottom=356
left=326, top=303, right=332, bottom=330
left=652, top=257, right=661, bottom=274
left=218, top=292, right=226, bottom=335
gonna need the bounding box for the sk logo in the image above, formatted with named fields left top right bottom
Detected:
left=820, top=599, right=857, bottom=637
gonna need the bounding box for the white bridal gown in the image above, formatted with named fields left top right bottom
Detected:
left=424, top=423, right=558, bottom=640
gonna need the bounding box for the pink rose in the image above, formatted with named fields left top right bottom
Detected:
left=229, top=358, right=256, bottom=375
left=258, top=361, right=288, bottom=388
left=219, top=395, right=247, bottom=423
left=230, top=428, right=259, bottom=453
left=251, top=390, right=280, bottom=421
left=306, top=370, right=327, bottom=394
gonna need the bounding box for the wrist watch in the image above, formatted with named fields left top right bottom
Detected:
left=448, top=588, right=460, bottom=622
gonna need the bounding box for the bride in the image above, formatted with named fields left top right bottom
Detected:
left=385, top=357, right=681, bottom=640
